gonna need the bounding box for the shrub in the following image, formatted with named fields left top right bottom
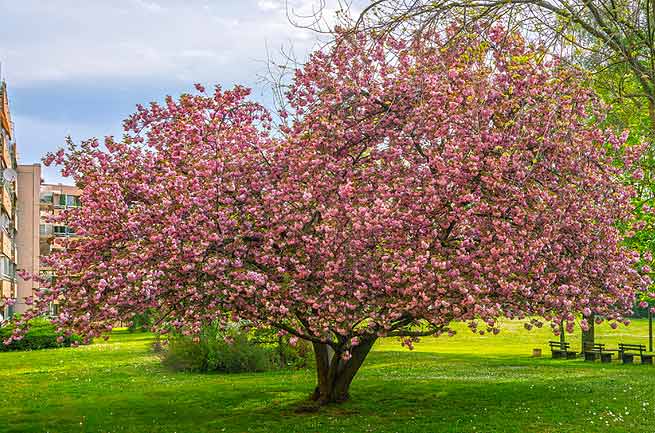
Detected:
left=282, top=338, right=314, bottom=369
left=250, top=327, right=314, bottom=369
left=128, top=310, right=155, bottom=332
left=161, top=334, right=210, bottom=371
left=161, top=323, right=313, bottom=373
left=0, top=317, right=82, bottom=351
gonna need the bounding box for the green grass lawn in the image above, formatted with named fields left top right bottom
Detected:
left=3, top=319, right=655, bottom=433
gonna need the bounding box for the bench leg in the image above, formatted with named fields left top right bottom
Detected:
left=642, top=356, right=653, bottom=365
left=551, top=351, right=561, bottom=359
left=566, top=351, right=578, bottom=360
left=600, top=353, right=613, bottom=363
left=584, top=352, right=596, bottom=362
left=622, top=354, right=634, bottom=364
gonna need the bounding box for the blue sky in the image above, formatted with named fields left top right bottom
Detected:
left=0, top=0, right=356, bottom=182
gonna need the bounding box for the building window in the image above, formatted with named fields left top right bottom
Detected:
left=39, top=224, right=52, bottom=236
left=40, top=192, right=53, bottom=204
left=39, top=270, right=54, bottom=282
left=67, top=195, right=80, bottom=207
left=0, top=255, right=14, bottom=280
left=55, top=194, right=80, bottom=208
left=47, top=303, right=59, bottom=317
left=53, top=225, right=75, bottom=237
left=0, top=211, right=10, bottom=234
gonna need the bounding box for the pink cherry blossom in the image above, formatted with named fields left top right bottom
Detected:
left=8, top=25, right=647, bottom=404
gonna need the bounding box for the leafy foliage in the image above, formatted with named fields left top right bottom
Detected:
left=0, top=317, right=81, bottom=351
left=128, top=309, right=155, bottom=333
left=161, top=323, right=313, bottom=373
left=589, top=54, right=655, bottom=311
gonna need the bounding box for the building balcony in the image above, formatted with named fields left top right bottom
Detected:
left=1, top=140, right=10, bottom=170
left=0, top=83, right=11, bottom=139
left=0, top=279, right=11, bottom=298
left=1, top=188, right=10, bottom=217
left=40, top=224, right=76, bottom=237
left=2, top=232, right=12, bottom=259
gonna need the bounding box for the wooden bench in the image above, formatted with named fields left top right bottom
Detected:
left=549, top=341, right=577, bottom=359
left=583, top=342, right=614, bottom=363
left=618, top=343, right=654, bottom=364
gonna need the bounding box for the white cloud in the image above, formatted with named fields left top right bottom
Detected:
left=133, top=0, right=165, bottom=12
left=0, top=0, right=361, bottom=87
left=0, top=0, right=366, bottom=182
left=257, top=0, right=282, bottom=11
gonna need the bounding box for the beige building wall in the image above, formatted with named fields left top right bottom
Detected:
left=0, top=82, right=18, bottom=320
left=14, top=174, right=81, bottom=315
left=39, top=182, right=82, bottom=257
left=15, top=164, right=41, bottom=314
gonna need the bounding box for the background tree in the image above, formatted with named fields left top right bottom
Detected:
left=354, top=0, right=655, bottom=132
left=7, top=26, right=645, bottom=405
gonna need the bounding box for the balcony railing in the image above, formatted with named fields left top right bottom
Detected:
left=0, top=83, right=11, bottom=138
left=2, top=187, right=11, bottom=216
left=2, top=232, right=12, bottom=259
left=2, top=141, right=10, bottom=169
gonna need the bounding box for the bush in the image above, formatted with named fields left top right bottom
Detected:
left=251, top=327, right=314, bottom=369
left=0, top=317, right=82, bottom=351
left=128, top=310, right=155, bottom=332
left=161, top=323, right=313, bottom=373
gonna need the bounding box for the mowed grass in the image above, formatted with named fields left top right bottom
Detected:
left=3, top=320, right=655, bottom=433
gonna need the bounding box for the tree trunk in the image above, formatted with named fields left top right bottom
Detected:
left=559, top=320, right=565, bottom=345
left=310, top=336, right=377, bottom=404
left=277, top=335, right=287, bottom=367
left=581, top=315, right=594, bottom=351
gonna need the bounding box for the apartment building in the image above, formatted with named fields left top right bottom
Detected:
left=0, top=82, right=19, bottom=320
left=16, top=164, right=80, bottom=315
left=0, top=80, right=78, bottom=318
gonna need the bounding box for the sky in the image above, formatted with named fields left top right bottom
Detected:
left=0, top=0, right=359, bottom=182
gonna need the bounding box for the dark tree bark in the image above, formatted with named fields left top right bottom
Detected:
left=310, top=336, right=377, bottom=404
left=559, top=320, right=566, bottom=344
left=277, top=335, right=287, bottom=367
left=581, top=316, right=595, bottom=350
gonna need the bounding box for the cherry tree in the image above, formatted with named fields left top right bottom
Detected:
left=8, top=26, right=646, bottom=404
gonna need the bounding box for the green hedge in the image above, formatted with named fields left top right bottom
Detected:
left=161, top=323, right=314, bottom=373
left=0, top=317, right=82, bottom=351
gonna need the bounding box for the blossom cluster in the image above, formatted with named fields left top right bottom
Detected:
left=5, top=26, right=646, bottom=351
